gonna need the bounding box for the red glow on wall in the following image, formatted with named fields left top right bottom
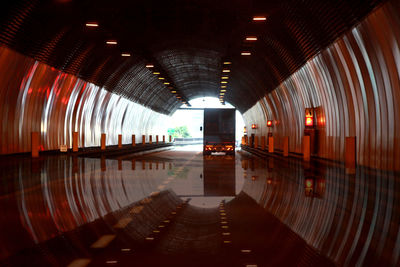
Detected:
left=305, top=117, right=313, bottom=127
left=267, top=120, right=273, bottom=127
left=251, top=124, right=257, bottom=129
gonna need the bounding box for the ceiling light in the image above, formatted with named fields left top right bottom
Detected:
left=222, top=76, right=229, bottom=79
left=222, top=69, right=230, bottom=73
left=158, top=77, right=165, bottom=80
left=171, top=91, right=177, bottom=93
left=241, top=51, right=251, bottom=56
left=85, top=22, right=99, bottom=27
left=221, top=81, right=228, bottom=84
left=146, top=64, right=154, bottom=68
left=106, top=40, right=117, bottom=45
left=220, top=92, right=225, bottom=95
left=153, top=72, right=160, bottom=75
left=121, top=53, right=131, bottom=57
left=245, top=36, right=258, bottom=41
left=253, top=16, right=267, bottom=21
left=223, top=61, right=232, bottom=65
left=164, top=82, right=170, bottom=85
left=221, top=89, right=226, bottom=92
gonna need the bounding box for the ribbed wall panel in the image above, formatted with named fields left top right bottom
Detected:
left=243, top=1, right=400, bottom=170
left=0, top=46, right=169, bottom=155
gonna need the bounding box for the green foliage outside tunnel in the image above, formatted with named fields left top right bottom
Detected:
left=168, top=126, right=191, bottom=138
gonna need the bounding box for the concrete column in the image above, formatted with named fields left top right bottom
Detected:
left=163, top=135, right=165, bottom=143
left=254, top=136, right=258, bottom=148
left=268, top=136, right=274, bottom=153
left=101, top=133, right=106, bottom=150
left=31, top=132, right=39, bottom=158
left=345, top=136, right=356, bottom=174
left=72, top=131, right=79, bottom=152
left=132, top=134, right=136, bottom=146
left=156, top=135, right=159, bottom=144
left=261, top=136, right=265, bottom=150
left=149, top=135, right=152, bottom=144
left=118, top=134, right=122, bottom=148
left=142, top=135, right=146, bottom=145
left=303, top=135, right=311, bottom=161
left=283, top=136, right=289, bottom=157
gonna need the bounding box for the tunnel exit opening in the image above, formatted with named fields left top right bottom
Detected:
left=168, top=97, right=245, bottom=149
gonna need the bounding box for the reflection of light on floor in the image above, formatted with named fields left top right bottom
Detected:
left=183, top=196, right=234, bottom=208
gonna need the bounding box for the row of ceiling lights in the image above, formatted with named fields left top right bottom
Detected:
left=220, top=16, right=266, bottom=103
left=85, top=22, right=190, bottom=106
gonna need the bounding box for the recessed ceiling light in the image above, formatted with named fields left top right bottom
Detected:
left=106, top=40, right=117, bottom=45
left=164, top=82, right=170, bottom=85
left=241, top=51, right=251, bottom=56
left=245, top=36, right=257, bottom=41
left=146, top=64, right=154, bottom=68
left=221, top=85, right=227, bottom=88
left=221, top=89, right=226, bottom=92
left=221, top=81, right=228, bottom=84
left=153, top=72, right=160, bottom=75
left=223, top=61, right=232, bottom=65
left=222, top=76, right=229, bottom=79
left=86, top=22, right=99, bottom=27
left=222, top=69, right=230, bottom=73
left=121, top=53, right=131, bottom=57
left=171, top=91, right=177, bottom=93
left=253, top=16, right=267, bottom=21
left=158, top=77, right=165, bottom=80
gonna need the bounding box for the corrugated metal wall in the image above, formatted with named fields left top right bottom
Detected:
left=243, top=1, right=400, bottom=171
left=0, top=46, right=170, bottom=155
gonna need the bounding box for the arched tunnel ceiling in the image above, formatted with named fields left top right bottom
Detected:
left=0, top=0, right=386, bottom=114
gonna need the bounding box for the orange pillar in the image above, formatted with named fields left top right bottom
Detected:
left=303, top=136, right=311, bottom=161
left=72, top=131, right=79, bottom=152
left=345, top=137, right=356, bottom=173
left=149, top=135, right=152, bottom=144
left=261, top=136, right=266, bottom=150
left=31, top=132, right=39, bottom=158
left=163, top=135, right=165, bottom=143
left=156, top=135, right=159, bottom=144
left=283, top=136, right=289, bottom=157
left=101, top=133, right=106, bottom=150
left=169, top=135, right=172, bottom=142
left=254, top=136, right=258, bottom=149
left=245, top=136, right=248, bottom=146
left=268, top=136, right=274, bottom=153
left=142, top=135, right=146, bottom=145
left=118, top=134, right=122, bottom=148
left=132, top=134, right=136, bottom=146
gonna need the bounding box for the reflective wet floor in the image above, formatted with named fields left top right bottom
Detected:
left=0, top=145, right=398, bottom=266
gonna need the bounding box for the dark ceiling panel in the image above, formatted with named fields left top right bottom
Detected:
left=0, top=0, right=387, bottom=114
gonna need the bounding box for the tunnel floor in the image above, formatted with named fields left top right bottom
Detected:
left=0, top=145, right=397, bottom=266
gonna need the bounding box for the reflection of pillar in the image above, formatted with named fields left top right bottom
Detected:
left=169, top=162, right=172, bottom=169
left=156, top=135, right=159, bottom=144
left=118, top=159, right=122, bottom=170
left=163, top=135, right=165, bottom=143
left=131, top=159, right=135, bottom=170
left=73, top=131, right=79, bottom=152
left=261, top=136, right=265, bottom=150
left=142, top=135, right=146, bottom=145
left=149, top=135, right=152, bottom=144
left=101, top=156, right=106, bottom=171
left=118, top=134, right=122, bottom=148
left=345, top=136, right=356, bottom=174
left=101, top=133, right=106, bottom=150
left=149, top=161, right=152, bottom=169
left=31, top=132, right=39, bottom=158
left=162, top=162, right=165, bottom=169
left=283, top=136, right=289, bottom=157
left=72, top=156, right=79, bottom=173
left=142, top=160, right=145, bottom=170
left=268, top=136, right=274, bottom=153
left=132, top=135, right=136, bottom=146
left=303, top=136, right=310, bottom=161
left=156, top=162, right=159, bottom=170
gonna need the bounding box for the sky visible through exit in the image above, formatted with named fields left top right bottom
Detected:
left=169, top=97, right=245, bottom=143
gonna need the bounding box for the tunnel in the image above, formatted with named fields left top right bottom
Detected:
left=0, top=0, right=399, bottom=266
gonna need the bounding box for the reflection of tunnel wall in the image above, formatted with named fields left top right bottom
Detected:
left=0, top=47, right=169, bottom=154
left=243, top=1, right=400, bottom=170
